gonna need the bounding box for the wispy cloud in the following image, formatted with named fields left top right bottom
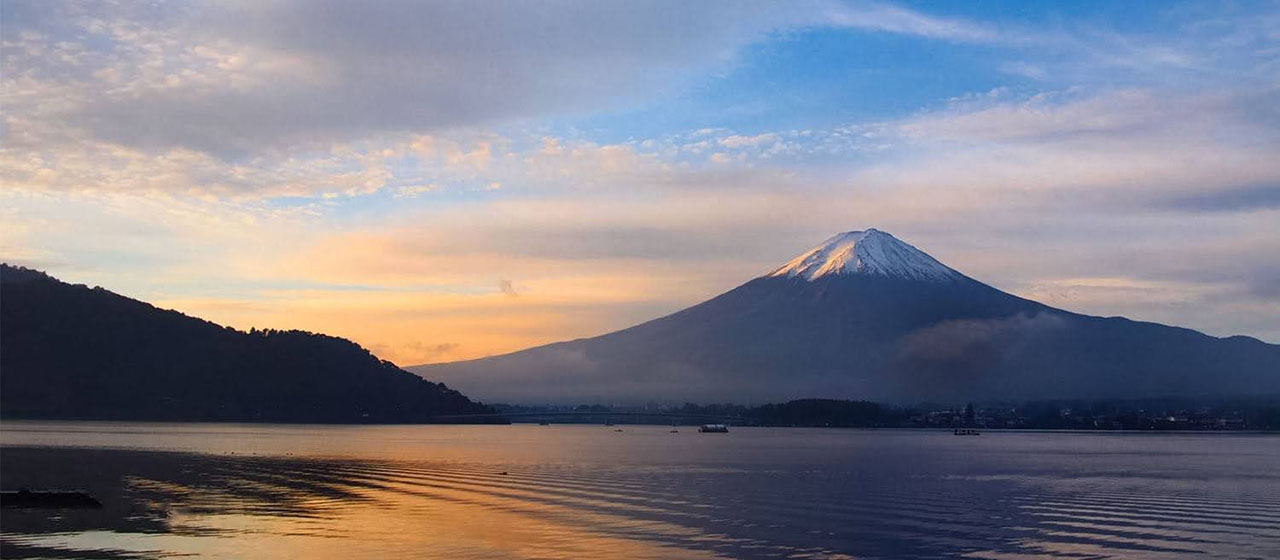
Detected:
left=819, top=0, right=1006, bottom=43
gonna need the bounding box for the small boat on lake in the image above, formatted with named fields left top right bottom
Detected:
left=698, top=424, right=729, bottom=433
left=953, top=428, right=981, bottom=436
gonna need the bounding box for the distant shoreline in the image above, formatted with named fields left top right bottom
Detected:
left=2, top=418, right=1277, bottom=434
left=5, top=395, right=1279, bottom=431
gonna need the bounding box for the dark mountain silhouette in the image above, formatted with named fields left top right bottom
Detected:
left=411, top=229, right=1280, bottom=404
left=0, top=264, right=495, bottom=422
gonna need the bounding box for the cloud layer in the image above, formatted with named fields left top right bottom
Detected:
left=3, top=0, right=1278, bottom=364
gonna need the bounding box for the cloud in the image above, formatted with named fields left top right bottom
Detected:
left=368, top=341, right=460, bottom=364
left=2, top=0, right=1278, bottom=361
left=849, top=88, right=1280, bottom=222
left=820, top=0, right=1005, bottom=43
left=2, top=0, right=1025, bottom=159
left=498, top=279, right=519, bottom=298
left=891, top=313, right=1069, bottom=397
left=5, top=1, right=774, bottom=156
left=1159, top=184, right=1280, bottom=213
left=392, top=184, right=439, bottom=199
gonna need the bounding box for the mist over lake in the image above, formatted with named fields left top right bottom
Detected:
left=3, top=422, right=1278, bottom=559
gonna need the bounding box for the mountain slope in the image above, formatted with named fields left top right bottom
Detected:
left=0, top=265, right=495, bottom=422
left=411, top=230, right=1280, bottom=403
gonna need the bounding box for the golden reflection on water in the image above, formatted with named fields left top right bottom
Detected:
left=14, top=458, right=819, bottom=560
left=2, top=423, right=1279, bottom=559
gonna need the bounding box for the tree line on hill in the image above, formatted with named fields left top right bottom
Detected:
left=1, top=264, right=498, bottom=423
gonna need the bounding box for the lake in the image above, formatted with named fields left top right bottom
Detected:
left=2, top=422, right=1278, bottom=559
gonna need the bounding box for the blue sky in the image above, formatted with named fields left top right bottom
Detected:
left=2, top=0, right=1278, bottom=363
left=565, top=28, right=1015, bottom=140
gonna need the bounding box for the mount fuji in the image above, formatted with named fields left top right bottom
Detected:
left=410, top=229, right=1280, bottom=404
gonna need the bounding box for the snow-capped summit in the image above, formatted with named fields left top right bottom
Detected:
left=767, top=229, right=966, bottom=282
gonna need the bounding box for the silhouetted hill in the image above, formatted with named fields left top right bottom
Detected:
left=0, top=264, right=496, bottom=423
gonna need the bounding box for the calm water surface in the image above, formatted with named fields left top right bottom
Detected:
left=2, top=422, right=1278, bottom=559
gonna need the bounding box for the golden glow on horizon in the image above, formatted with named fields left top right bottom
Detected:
left=152, top=272, right=714, bottom=366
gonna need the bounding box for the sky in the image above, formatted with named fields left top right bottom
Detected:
left=2, top=0, right=1278, bottom=365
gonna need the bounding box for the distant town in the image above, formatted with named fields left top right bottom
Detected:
left=493, top=397, right=1280, bottom=431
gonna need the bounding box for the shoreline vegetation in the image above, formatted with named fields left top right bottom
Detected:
left=492, top=397, right=1280, bottom=431
left=5, top=397, right=1276, bottom=431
